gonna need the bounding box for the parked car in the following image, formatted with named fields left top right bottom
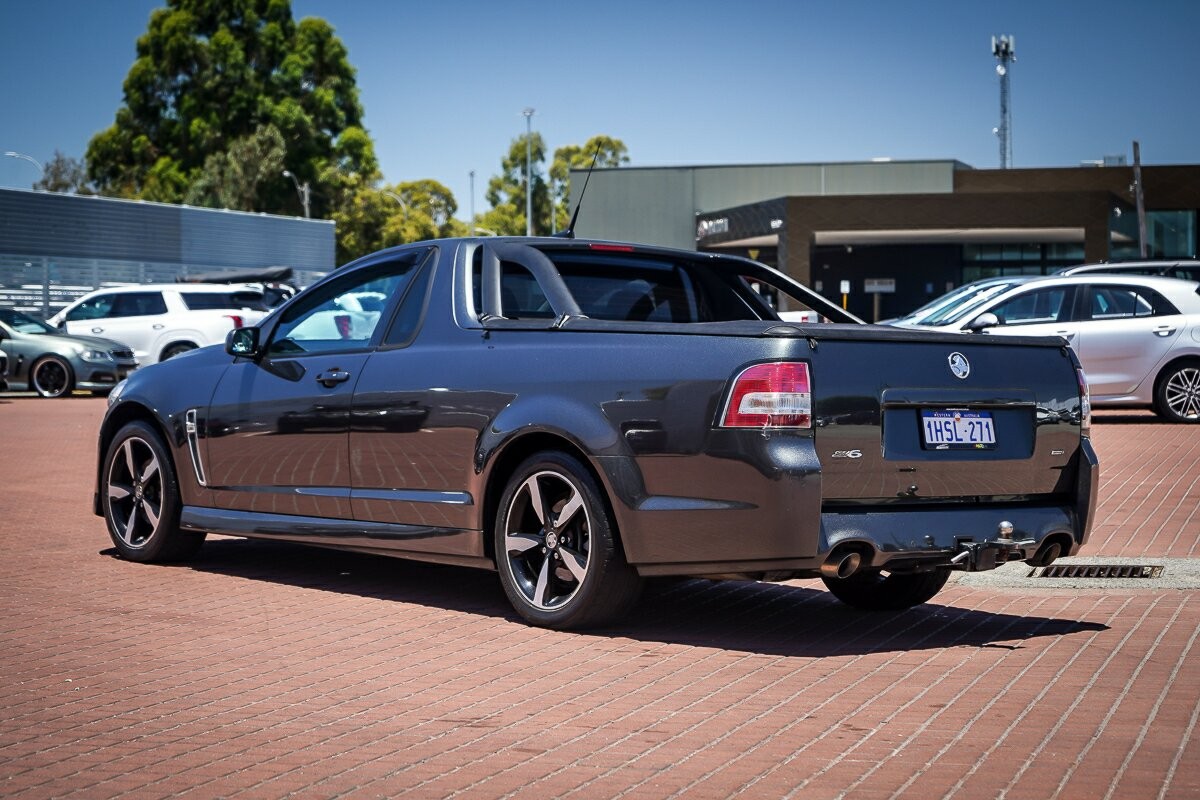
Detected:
left=1056, top=259, right=1200, bottom=282
left=0, top=308, right=137, bottom=398
left=47, top=284, right=269, bottom=366
left=95, top=237, right=1096, bottom=629
left=902, top=274, right=1200, bottom=422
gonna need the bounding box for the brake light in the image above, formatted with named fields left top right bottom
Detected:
left=224, top=315, right=245, bottom=329
left=588, top=243, right=635, bottom=252
left=1076, top=365, right=1091, bottom=433
left=722, top=362, right=812, bottom=428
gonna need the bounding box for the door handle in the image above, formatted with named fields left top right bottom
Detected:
left=91, top=327, right=105, bottom=334
left=153, top=323, right=165, bottom=330
left=316, top=368, right=351, bottom=388
left=1153, top=326, right=1176, bottom=337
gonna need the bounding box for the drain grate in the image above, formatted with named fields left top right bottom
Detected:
left=1029, top=564, right=1165, bottom=579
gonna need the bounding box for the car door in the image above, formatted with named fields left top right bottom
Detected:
left=203, top=258, right=421, bottom=518
left=63, top=290, right=168, bottom=364
left=1072, top=284, right=1184, bottom=397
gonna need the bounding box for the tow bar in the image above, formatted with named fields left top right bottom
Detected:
left=949, top=521, right=1036, bottom=572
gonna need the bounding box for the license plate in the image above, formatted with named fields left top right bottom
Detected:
left=921, top=409, right=996, bottom=449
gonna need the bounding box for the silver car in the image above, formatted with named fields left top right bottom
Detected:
left=904, top=274, right=1200, bottom=423
left=0, top=308, right=137, bottom=398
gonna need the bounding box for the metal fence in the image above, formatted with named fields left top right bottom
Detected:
left=0, top=254, right=326, bottom=317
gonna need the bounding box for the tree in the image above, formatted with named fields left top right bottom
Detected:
left=184, top=124, right=286, bottom=210
left=86, top=0, right=373, bottom=234
left=550, top=135, right=629, bottom=231
left=485, top=133, right=550, bottom=236
left=379, top=179, right=461, bottom=247
left=33, top=151, right=94, bottom=194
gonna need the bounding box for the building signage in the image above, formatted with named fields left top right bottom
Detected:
left=864, top=278, right=896, bottom=294
left=696, top=217, right=729, bottom=239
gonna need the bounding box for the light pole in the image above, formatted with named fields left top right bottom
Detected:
left=384, top=191, right=409, bottom=220
left=4, top=151, right=44, bottom=181
left=522, top=107, right=534, bottom=236
left=282, top=169, right=310, bottom=218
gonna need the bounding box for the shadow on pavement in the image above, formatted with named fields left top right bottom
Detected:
left=103, top=537, right=1108, bottom=658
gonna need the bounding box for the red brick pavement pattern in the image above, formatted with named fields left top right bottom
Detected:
left=1, top=398, right=1198, bottom=799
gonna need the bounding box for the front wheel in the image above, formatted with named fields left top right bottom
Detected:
left=1155, top=361, right=1200, bottom=423
left=822, top=568, right=950, bottom=611
left=495, top=451, right=642, bottom=629
left=102, top=420, right=204, bottom=562
left=31, top=355, right=74, bottom=398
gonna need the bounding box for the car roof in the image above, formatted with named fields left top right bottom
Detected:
left=1057, top=260, right=1200, bottom=275
left=76, top=282, right=263, bottom=295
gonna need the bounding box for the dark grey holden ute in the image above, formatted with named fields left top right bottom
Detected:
left=94, top=237, right=1098, bottom=629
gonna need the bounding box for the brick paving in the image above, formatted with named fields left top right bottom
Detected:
left=0, top=398, right=1197, bottom=799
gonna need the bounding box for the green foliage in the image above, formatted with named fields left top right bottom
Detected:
left=486, top=133, right=551, bottom=236
left=550, top=136, right=629, bottom=231
left=86, top=0, right=371, bottom=255
left=184, top=124, right=286, bottom=210
left=33, top=151, right=94, bottom=195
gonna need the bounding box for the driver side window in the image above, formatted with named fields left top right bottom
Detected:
left=267, top=251, right=431, bottom=356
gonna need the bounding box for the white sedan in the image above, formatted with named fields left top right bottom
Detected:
left=901, top=274, right=1200, bottom=423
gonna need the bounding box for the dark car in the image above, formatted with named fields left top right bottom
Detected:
left=0, top=308, right=137, bottom=397
left=94, top=237, right=1096, bottom=629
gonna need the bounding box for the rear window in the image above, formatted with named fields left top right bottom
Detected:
left=181, top=291, right=268, bottom=311
left=472, top=248, right=772, bottom=323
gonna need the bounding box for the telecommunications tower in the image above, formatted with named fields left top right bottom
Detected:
left=992, top=35, right=1016, bottom=168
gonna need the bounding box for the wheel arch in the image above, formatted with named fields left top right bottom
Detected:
left=1153, top=354, right=1200, bottom=418
left=158, top=339, right=200, bottom=362
left=94, top=400, right=176, bottom=516
left=479, top=431, right=634, bottom=566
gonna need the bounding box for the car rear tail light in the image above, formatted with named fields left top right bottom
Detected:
left=721, top=362, right=812, bottom=428
left=1076, top=365, right=1091, bottom=433
left=224, top=314, right=245, bottom=329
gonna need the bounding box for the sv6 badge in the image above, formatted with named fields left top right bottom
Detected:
left=831, top=449, right=863, bottom=459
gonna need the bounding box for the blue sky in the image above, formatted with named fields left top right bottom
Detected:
left=2, top=0, right=1198, bottom=219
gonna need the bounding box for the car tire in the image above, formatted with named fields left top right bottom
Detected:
left=494, top=451, right=642, bottom=629
left=821, top=567, right=951, bottom=611
left=31, top=355, right=75, bottom=398
left=1154, top=360, right=1200, bottom=423
left=102, top=420, right=205, bottom=562
left=160, top=342, right=197, bottom=361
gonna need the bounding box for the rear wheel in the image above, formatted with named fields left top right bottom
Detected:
left=160, top=342, right=197, bottom=361
left=31, top=355, right=74, bottom=398
left=495, top=451, right=642, bottom=629
left=102, top=420, right=204, bottom=562
left=1154, top=361, right=1200, bottom=423
left=822, top=567, right=950, bottom=611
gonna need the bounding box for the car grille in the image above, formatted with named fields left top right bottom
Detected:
left=110, top=348, right=135, bottom=360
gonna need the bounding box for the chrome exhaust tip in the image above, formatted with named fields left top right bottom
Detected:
left=820, top=550, right=863, bottom=580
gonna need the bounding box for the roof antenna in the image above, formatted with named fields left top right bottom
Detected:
left=554, top=144, right=601, bottom=239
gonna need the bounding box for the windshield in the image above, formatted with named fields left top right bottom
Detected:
left=921, top=283, right=1023, bottom=326
left=0, top=308, right=57, bottom=334
left=897, top=280, right=1007, bottom=322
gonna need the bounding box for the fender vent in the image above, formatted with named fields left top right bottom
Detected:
left=1029, top=564, right=1164, bottom=579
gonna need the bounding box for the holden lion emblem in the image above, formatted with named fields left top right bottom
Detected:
left=948, top=352, right=971, bottom=380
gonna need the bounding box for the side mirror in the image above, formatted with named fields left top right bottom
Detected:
left=226, top=327, right=261, bottom=358
left=965, top=312, right=1001, bottom=333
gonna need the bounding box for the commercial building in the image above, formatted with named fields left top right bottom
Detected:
left=569, top=160, right=1200, bottom=320
left=0, top=187, right=334, bottom=316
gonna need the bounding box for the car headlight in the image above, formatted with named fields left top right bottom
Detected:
left=79, top=348, right=115, bottom=364
left=108, top=379, right=127, bottom=406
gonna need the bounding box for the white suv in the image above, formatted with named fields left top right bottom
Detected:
left=48, top=284, right=270, bottom=365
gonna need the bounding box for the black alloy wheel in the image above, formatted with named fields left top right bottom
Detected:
left=31, top=355, right=74, bottom=398
left=495, top=451, right=641, bottom=629
left=102, top=421, right=204, bottom=562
